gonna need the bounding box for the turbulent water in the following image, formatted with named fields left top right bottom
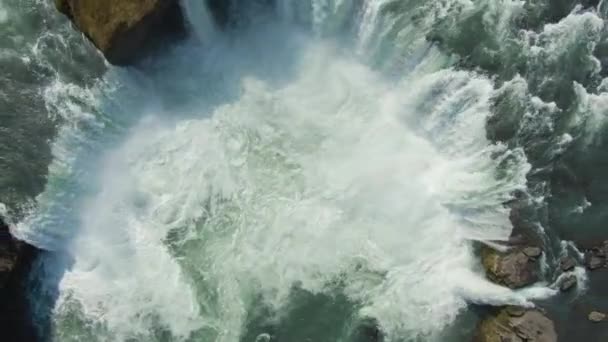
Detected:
left=2, top=0, right=608, bottom=341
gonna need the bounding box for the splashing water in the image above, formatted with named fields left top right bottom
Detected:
left=8, top=0, right=578, bottom=341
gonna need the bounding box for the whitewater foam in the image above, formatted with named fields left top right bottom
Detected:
left=0, top=5, right=7, bottom=24
left=14, top=1, right=556, bottom=341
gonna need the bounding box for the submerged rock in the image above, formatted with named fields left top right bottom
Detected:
left=559, top=275, right=577, bottom=292
left=588, top=311, right=606, bottom=323
left=54, top=0, right=185, bottom=65
left=481, top=246, right=541, bottom=289
left=475, top=308, right=557, bottom=342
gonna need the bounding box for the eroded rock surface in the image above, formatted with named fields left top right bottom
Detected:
left=481, top=246, right=541, bottom=289
left=55, top=0, right=185, bottom=65
left=475, top=308, right=557, bottom=342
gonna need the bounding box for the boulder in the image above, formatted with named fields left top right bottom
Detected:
left=475, top=308, right=557, bottom=342
left=581, top=241, right=608, bottom=270
left=481, top=246, right=540, bottom=289
left=54, top=0, right=185, bottom=65
left=588, top=311, right=606, bottom=323
left=560, top=256, right=577, bottom=272
left=505, top=306, right=526, bottom=317
left=559, top=275, right=577, bottom=292
left=523, top=247, right=542, bottom=258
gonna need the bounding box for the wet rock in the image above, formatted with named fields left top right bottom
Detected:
left=475, top=308, right=557, bottom=342
left=581, top=241, right=608, bottom=270
left=594, top=240, right=608, bottom=256
left=0, top=218, right=21, bottom=289
left=560, top=256, right=576, bottom=272
left=481, top=246, right=540, bottom=289
left=588, top=311, right=606, bottom=323
left=506, top=306, right=526, bottom=317
left=523, top=246, right=542, bottom=258
left=54, top=0, right=185, bottom=65
left=0, top=216, right=39, bottom=341
left=586, top=255, right=605, bottom=270
left=593, top=246, right=606, bottom=257
left=508, top=234, right=527, bottom=246
left=559, top=275, right=577, bottom=292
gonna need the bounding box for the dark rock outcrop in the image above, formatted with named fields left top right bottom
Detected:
left=560, top=256, right=577, bottom=272
left=481, top=246, right=541, bottom=289
left=475, top=308, right=557, bottom=342
left=54, top=0, right=186, bottom=65
left=584, top=242, right=608, bottom=270
left=0, top=216, right=39, bottom=342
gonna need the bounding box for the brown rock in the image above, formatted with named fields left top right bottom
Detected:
left=54, top=0, right=185, bottom=65
left=481, top=246, right=540, bottom=289
left=475, top=308, right=557, bottom=342
left=589, top=311, right=606, bottom=322
left=506, top=306, right=526, bottom=317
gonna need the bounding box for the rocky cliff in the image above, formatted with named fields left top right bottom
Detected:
left=0, top=217, right=39, bottom=341
left=55, top=0, right=185, bottom=65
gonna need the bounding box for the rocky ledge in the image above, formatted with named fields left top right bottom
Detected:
left=583, top=240, right=608, bottom=270
left=475, top=307, right=557, bottom=342
left=0, top=216, right=39, bottom=341
left=55, top=0, right=186, bottom=65
left=475, top=243, right=552, bottom=341
left=481, top=245, right=542, bottom=289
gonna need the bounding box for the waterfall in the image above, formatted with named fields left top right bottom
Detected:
left=11, top=0, right=605, bottom=341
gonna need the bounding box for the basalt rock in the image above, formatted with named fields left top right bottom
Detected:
left=54, top=0, right=186, bottom=65
left=0, top=216, right=39, bottom=341
left=481, top=246, right=541, bottom=289
left=475, top=308, right=557, bottom=342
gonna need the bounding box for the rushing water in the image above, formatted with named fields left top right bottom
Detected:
left=2, top=0, right=608, bottom=341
